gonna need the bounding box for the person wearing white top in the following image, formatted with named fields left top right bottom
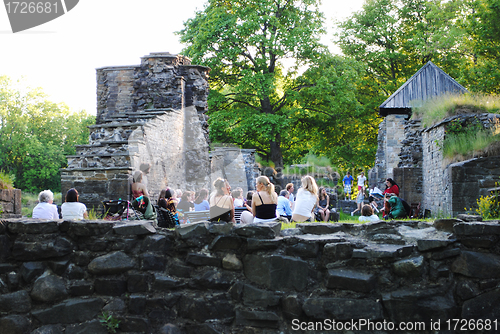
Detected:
left=291, top=175, right=319, bottom=222
left=357, top=172, right=367, bottom=191
left=61, top=188, right=88, bottom=220
left=358, top=204, right=380, bottom=222
left=286, top=183, right=295, bottom=209
left=32, top=190, right=59, bottom=220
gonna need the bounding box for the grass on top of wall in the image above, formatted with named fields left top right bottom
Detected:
left=411, top=93, right=500, bottom=128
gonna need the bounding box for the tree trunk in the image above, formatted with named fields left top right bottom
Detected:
left=270, top=135, right=283, bottom=169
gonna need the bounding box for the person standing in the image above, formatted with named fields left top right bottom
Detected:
left=342, top=172, right=354, bottom=200
left=357, top=172, right=367, bottom=191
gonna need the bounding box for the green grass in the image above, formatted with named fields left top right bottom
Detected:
left=443, top=128, right=500, bottom=159
left=411, top=93, right=500, bottom=128
left=0, top=171, right=15, bottom=190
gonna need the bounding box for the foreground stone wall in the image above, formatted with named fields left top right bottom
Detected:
left=1, top=215, right=499, bottom=333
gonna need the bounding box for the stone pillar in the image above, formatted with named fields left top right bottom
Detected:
left=0, top=189, right=21, bottom=218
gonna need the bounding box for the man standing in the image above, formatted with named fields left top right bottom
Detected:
left=342, top=172, right=354, bottom=200
left=357, top=172, right=367, bottom=191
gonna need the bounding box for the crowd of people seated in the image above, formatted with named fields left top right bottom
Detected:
left=32, top=165, right=412, bottom=224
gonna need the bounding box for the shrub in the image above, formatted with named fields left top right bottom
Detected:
left=473, top=192, right=500, bottom=219
left=0, top=171, right=15, bottom=190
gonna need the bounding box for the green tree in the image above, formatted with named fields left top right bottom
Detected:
left=0, top=76, right=94, bottom=192
left=336, top=0, right=469, bottom=97
left=463, top=0, right=500, bottom=94
left=179, top=0, right=337, bottom=167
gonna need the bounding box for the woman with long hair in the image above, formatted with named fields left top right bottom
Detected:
left=382, top=178, right=400, bottom=217
left=131, top=170, right=149, bottom=199
left=61, top=188, right=88, bottom=220
left=209, top=178, right=235, bottom=223
left=194, top=188, right=210, bottom=211
left=292, top=175, right=319, bottom=222
left=315, top=186, right=330, bottom=222
left=158, top=188, right=179, bottom=224
left=250, top=175, right=278, bottom=223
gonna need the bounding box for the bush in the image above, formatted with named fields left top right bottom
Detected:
left=474, top=192, right=500, bottom=219
left=0, top=171, right=15, bottom=189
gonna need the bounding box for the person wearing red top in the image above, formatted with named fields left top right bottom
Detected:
left=382, top=178, right=399, bottom=217
left=383, top=178, right=399, bottom=197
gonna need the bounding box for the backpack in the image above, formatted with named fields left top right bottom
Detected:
left=157, top=206, right=177, bottom=228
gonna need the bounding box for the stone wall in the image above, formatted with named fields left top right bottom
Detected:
left=1, top=216, right=499, bottom=333
left=0, top=190, right=21, bottom=219
left=61, top=53, right=211, bottom=208
left=369, top=114, right=408, bottom=189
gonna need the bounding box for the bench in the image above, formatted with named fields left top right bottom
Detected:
left=183, top=208, right=249, bottom=224
left=184, top=210, right=210, bottom=223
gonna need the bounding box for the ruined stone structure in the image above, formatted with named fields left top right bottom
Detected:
left=371, top=62, right=500, bottom=216
left=0, top=215, right=499, bottom=333
left=61, top=53, right=259, bottom=209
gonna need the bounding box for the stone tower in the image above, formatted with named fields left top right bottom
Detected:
left=61, top=53, right=211, bottom=209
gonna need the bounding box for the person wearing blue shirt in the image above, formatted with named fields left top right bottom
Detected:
left=343, top=171, right=354, bottom=200
left=277, top=190, right=292, bottom=221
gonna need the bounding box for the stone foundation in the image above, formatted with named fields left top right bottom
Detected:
left=0, top=189, right=21, bottom=218
left=0, top=216, right=499, bottom=333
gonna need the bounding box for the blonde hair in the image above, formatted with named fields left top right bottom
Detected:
left=301, top=175, right=318, bottom=198
left=256, top=176, right=277, bottom=201
left=133, top=170, right=143, bottom=183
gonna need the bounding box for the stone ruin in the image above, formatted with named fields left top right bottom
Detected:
left=60, top=53, right=259, bottom=209
left=0, top=215, right=499, bottom=333
left=370, top=62, right=500, bottom=217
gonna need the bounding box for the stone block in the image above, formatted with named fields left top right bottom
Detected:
left=127, top=273, right=150, bottom=293
left=322, top=242, right=353, bottom=263
left=67, top=221, right=114, bottom=236
left=12, top=237, right=74, bottom=261
left=113, top=221, right=156, bottom=235
left=31, top=325, right=64, bottom=334
left=31, top=274, right=68, bottom=302
left=186, top=253, right=221, bottom=267
left=141, top=234, right=168, bottom=252
left=454, top=222, right=500, bottom=236
left=0, top=290, right=31, bottom=313
left=234, top=309, right=280, bottom=328
left=140, top=253, right=166, bottom=271
left=67, top=280, right=94, bottom=296
left=302, top=297, right=383, bottom=321
left=296, top=223, right=344, bottom=234
left=7, top=220, right=59, bottom=234
left=65, top=320, right=107, bottom=334
left=417, top=238, right=455, bottom=252
left=241, top=284, right=280, bottom=307
left=246, top=238, right=282, bottom=251
left=282, top=295, right=302, bottom=319
left=153, top=274, right=183, bottom=291
left=209, top=235, right=243, bottom=251
left=175, top=222, right=208, bottom=239
left=244, top=254, right=308, bottom=291
left=462, top=288, right=500, bottom=319
left=326, top=268, right=376, bottom=293
left=0, top=235, right=10, bottom=261
left=88, top=251, right=135, bottom=275
left=178, top=294, right=234, bottom=322
left=433, top=218, right=462, bottom=232
left=392, top=256, right=425, bottom=277
left=118, top=316, right=150, bottom=333
left=383, top=288, right=458, bottom=322
left=94, top=278, right=127, bottom=296
left=0, top=315, right=30, bottom=334
left=234, top=221, right=281, bottom=239
left=20, top=262, right=45, bottom=283
left=452, top=251, right=500, bottom=278
left=222, top=253, right=242, bottom=271
left=129, top=295, right=147, bottom=315
left=32, top=298, right=104, bottom=324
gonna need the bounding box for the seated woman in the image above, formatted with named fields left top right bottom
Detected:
left=193, top=188, right=210, bottom=211
left=61, top=188, right=88, bottom=220
left=177, top=191, right=195, bottom=223
left=292, top=175, right=319, bottom=222
left=251, top=176, right=278, bottom=223
left=382, top=178, right=399, bottom=217
left=358, top=204, right=380, bottom=222
left=32, top=190, right=59, bottom=219
left=158, top=188, right=179, bottom=224
left=232, top=189, right=244, bottom=207
left=209, top=178, right=235, bottom=223
left=385, top=195, right=407, bottom=219
left=131, top=171, right=149, bottom=200
left=315, top=187, right=330, bottom=222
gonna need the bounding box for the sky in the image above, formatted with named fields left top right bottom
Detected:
left=0, top=0, right=365, bottom=115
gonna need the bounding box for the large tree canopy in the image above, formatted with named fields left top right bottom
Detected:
left=178, top=0, right=374, bottom=168
left=0, top=76, right=94, bottom=192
